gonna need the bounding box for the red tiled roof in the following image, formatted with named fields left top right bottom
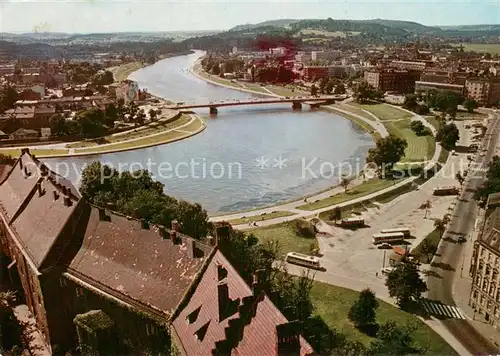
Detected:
left=68, top=208, right=212, bottom=317
left=172, top=250, right=315, bottom=356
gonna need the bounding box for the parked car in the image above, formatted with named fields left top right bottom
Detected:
left=381, top=267, right=395, bottom=275
left=451, top=150, right=457, bottom=156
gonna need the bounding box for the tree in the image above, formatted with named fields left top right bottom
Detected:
left=340, top=175, right=352, bottom=193
left=436, top=122, right=460, bottom=150
left=420, top=199, right=431, bottom=219
left=463, top=99, right=478, bottom=113
left=433, top=218, right=446, bottom=237
left=348, top=288, right=379, bottom=330
left=149, top=108, right=158, bottom=121
left=334, top=82, right=346, bottom=95
left=366, top=135, right=408, bottom=176
left=410, top=120, right=426, bottom=136
left=49, top=114, right=69, bottom=137
left=310, top=84, right=318, bottom=97
left=403, top=94, right=418, bottom=111
left=419, top=238, right=438, bottom=263
left=385, top=263, right=427, bottom=307
left=475, top=156, right=500, bottom=203
left=0, top=85, right=19, bottom=113
left=135, top=109, right=146, bottom=126
left=370, top=321, right=419, bottom=355
left=455, top=172, right=465, bottom=186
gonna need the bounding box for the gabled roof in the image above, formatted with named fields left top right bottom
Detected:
left=172, top=250, right=315, bottom=356
left=68, top=208, right=213, bottom=318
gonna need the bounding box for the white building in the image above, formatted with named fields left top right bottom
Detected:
left=311, top=51, right=341, bottom=62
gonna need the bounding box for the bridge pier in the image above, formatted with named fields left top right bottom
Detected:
left=209, top=106, right=218, bottom=115
left=292, top=101, right=302, bottom=111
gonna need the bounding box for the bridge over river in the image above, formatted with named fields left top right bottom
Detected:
left=165, top=96, right=339, bottom=114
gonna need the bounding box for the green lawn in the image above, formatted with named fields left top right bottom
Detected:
left=453, top=43, right=500, bottom=54
left=373, top=182, right=415, bottom=204
left=0, top=148, right=69, bottom=158
left=438, top=148, right=450, bottom=165
left=266, top=85, right=305, bottom=97
left=324, top=106, right=381, bottom=140
left=310, top=281, right=457, bottom=355
left=352, top=103, right=412, bottom=121
left=338, top=104, right=376, bottom=121
left=67, top=114, right=191, bottom=148
left=297, top=178, right=403, bottom=211
left=227, top=211, right=296, bottom=225
left=250, top=221, right=318, bottom=255
left=114, top=62, right=144, bottom=82
left=318, top=200, right=378, bottom=221
left=75, top=118, right=204, bottom=154
left=425, top=116, right=441, bottom=131
left=411, top=229, right=442, bottom=264
left=385, top=120, right=435, bottom=162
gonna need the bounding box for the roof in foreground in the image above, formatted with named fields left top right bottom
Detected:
left=68, top=207, right=213, bottom=318
left=173, top=250, right=315, bottom=356
left=0, top=150, right=81, bottom=268
left=480, top=207, right=500, bottom=253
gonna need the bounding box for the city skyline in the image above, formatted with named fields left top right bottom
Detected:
left=0, top=0, right=499, bottom=34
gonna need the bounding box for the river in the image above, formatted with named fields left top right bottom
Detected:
left=45, top=51, right=374, bottom=214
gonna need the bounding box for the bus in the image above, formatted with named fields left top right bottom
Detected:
left=433, top=186, right=459, bottom=196
left=339, top=217, right=365, bottom=227
left=380, top=227, right=411, bottom=238
left=286, top=252, right=321, bottom=270
left=372, top=232, right=405, bottom=245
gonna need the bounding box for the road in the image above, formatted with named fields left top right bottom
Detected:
left=427, top=113, right=500, bottom=355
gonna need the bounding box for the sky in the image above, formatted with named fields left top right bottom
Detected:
left=0, top=0, right=499, bottom=34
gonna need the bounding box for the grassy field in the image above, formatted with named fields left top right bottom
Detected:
left=310, top=281, right=457, bottom=355
left=0, top=148, right=69, bottom=158
left=373, top=181, right=415, bottom=204
left=227, top=211, right=296, bottom=225
left=75, top=117, right=204, bottom=154
left=385, top=120, right=435, bottom=162
left=352, top=103, right=413, bottom=121
left=324, top=106, right=382, bottom=140
left=453, top=43, right=500, bottom=54
left=67, top=114, right=191, bottom=148
left=425, top=116, right=441, bottom=131
left=266, top=85, right=305, bottom=97
left=113, top=62, right=144, bottom=82
left=250, top=221, right=318, bottom=255
left=455, top=111, right=488, bottom=120
left=297, top=178, right=403, bottom=211
left=411, top=229, right=441, bottom=264
left=438, top=148, right=450, bottom=165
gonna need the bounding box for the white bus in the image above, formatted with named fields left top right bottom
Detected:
left=433, top=186, right=459, bottom=196
left=286, top=252, right=321, bottom=270
left=339, top=217, right=365, bottom=227
left=372, top=232, right=405, bottom=245
left=380, top=227, right=411, bottom=238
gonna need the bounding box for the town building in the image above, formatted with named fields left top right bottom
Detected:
left=390, top=60, right=428, bottom=71
left=0, top=150, right=315, bottom=355
left=302, top=66, right=348, bottom=81
left=295, top=51, right=311, bottom=63
left=364, top=68, right=418, bottom=94
left=311, top=51, right=341, bottom=62
left=469, top=205, right=500, bottom=328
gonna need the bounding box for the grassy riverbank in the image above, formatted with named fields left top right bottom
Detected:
left=226, top=211, right=296, bottom=226
left=0, top=148, right=69, bottom=158
left=251, top=221, right=318, bottom=255
left=113, top=62, right=145, bottom=82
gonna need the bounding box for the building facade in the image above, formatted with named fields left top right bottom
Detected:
left=414, top=81, right=464, bottom=96
left=465, top=78, right=500, bottom=106
left=469, top=207, right=500, bottom=328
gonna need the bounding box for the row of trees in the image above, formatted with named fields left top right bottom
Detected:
left=318, top=77, right=346, bottom=95
left=366, top=135, right=408, bottom=176
left=354, top=81, right=384, bottom=103
left=476, top=155, right=500, bottom=204
left=0, top=85, right=19, bottom=114
left=50, top=102, right=157, bottom=138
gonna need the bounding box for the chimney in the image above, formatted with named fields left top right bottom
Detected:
left=53, top=191, right=59, bottom=201
left=171, top=220, right=179, bottom=232
left=218, top=283, right=230, bottom=321
left=215, top=222, right=232, bottom=248
left=186, top=239, right=196, bottom=259
left=207, top=235, right=216, bottom=246
left=98, top=208, right=107, bottom=221
left=39, top=164, right=48, bottom=176
left=158, top=225, right=166, bottom=239
left=37, top=182, right=45, bottom=197
left=252, top=273, right=261, bottom=296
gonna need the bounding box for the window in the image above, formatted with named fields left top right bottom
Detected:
left=480, top=295, right=485, bottom=306
left=488, top=300, right=492, bottom=311
left=146, top=323, right=156, bottom=336
left=486, top=265, right=491, bottom=276
left=496, top=307, right=500, bottom=318
left=490, top=283, right=496, bottom=297
left=476, top=275, right=481, bottom=286
left=473, top=290, right=479, bottom=299
left=76, top=287, right=84, bottom=297
left=483, top=279, right=489, bottom=292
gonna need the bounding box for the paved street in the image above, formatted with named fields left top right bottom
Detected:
left=426, top=113, right=500, bottom=354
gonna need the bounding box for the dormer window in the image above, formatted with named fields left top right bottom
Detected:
left=194, top=321, right=210, bottom=341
